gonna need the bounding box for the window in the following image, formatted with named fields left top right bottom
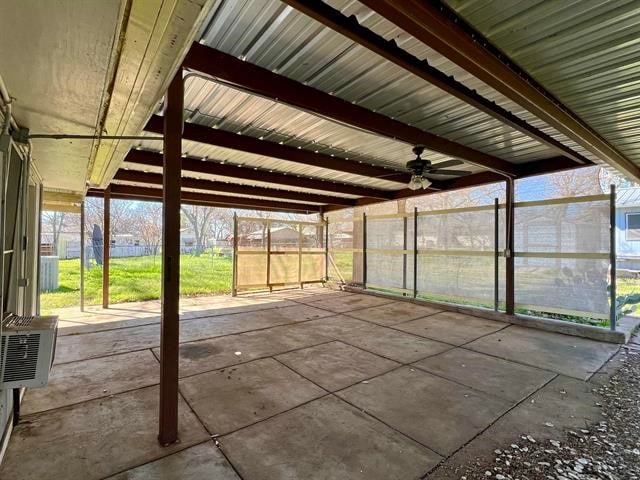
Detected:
left=626, top=213, right=640, bottom=241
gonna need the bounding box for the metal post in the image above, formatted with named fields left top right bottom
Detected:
left=494, top=197, right=499, bottom=312
left=0, top=134, right=6, bottom=372
left=36, top=184, right=43, bottom=315
left=80, top=201, right=85, bottom=311
left=231, top=212, right=238, bottom=296
left=402, top=215, right=408, bottom=295
left=505, top=179, right=515, bottom=315
left=0, top=134, right=8, bottom=315
left=18, top=151, right=30, bottom=313
left=158, top=71, right=183, bottom=447
left=298, top=223, right=303, bottom=289
left=610, top=184, right=617, bottom=331
left=413, top=207, right=418, bottom=298
left=362, top=212, right=367, bottom=288
left=102, top=186, right=110, bottom=309
left=324, top=216, right=329, bottom=282
left=266, top=220, right=272, bottom=292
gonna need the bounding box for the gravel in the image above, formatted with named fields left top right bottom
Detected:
left=455, top=346, right=640, bottom=480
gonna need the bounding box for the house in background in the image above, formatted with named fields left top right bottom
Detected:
left=616, top=188, right=640, bottom=271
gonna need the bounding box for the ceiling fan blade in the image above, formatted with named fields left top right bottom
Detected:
left=425, top=169, right=473, bottom=176
left=376, top=171, right=409, bottom=179
left=430, top=159, right=464, bottom=169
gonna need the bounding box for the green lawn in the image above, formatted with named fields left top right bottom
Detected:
left=41, top=254, right=233, bottom=313
left=42, top=252, right=640, bottom=326
left=617, top=277, right=640, bottom=297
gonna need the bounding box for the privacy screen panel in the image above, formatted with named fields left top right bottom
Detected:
left=366, top=216, right=413, bottom=292
left=414, top=206, right=501, bottom=307
left=328, top=218, right=363, bottom=284
left=514, top=196, right=610, bottom=318
left=234, top=218, right=325, bottom=291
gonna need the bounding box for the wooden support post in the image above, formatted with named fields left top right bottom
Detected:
left=402, top=215, right=408, bottom=295
left=413, top=207, right=418, bottom=299
left=232, top=212, right=238, bottom=297
left=298, top=223, right=303, bottom=289
left=324, top=217, right=329, bottom=282
left=80, top=201, right=85, bottom=312
left=102, top=187, right=110, bottom=309
left=362, top=212, right=367, bottom=288
left=610, top=185, right=617, bottom=331
left=505, top=180, right=515, bottom=315
left=266, top=221, right=272, bottom=292
left=158, top=72, right=183, bottom=447
left=494, top=198, right=499, bottom=312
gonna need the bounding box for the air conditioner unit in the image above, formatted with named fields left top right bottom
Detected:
left=0, top=314, right=58, bottom=388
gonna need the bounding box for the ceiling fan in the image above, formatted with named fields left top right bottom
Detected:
left=406, top=145, right=471, bottom=190
left=389, top=145, right=472, bottom=190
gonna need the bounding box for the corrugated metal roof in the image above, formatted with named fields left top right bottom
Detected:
left=122, top=156, right=366, bottom=199
left=193, top=0, right=560, bottom=164
left=112, top=179, right=326, bottom=205
left=182, top=75, right=423, bottom=172
left=335, top=0, right=603, bottom=166
left=121, top=0, right=640, bottom=211
left=444, top=0, right=640, bottom=167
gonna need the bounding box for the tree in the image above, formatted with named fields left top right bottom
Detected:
left=41, top=211, right=67, bottom=255
left=136, top=202, right=163, bottom=255
left=84, top=197, right=136, bottom=242
left=208, top=208, right=233, bottom=242
left=181, top=205, right=215, bottom=255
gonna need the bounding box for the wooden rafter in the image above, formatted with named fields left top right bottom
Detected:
left=124, top=150, right=396, bottom=199
left=145, top=116, right=411, bottom=183
left=114, top=168, right=355, bottom=206
left=183, top=43, right=518, bottom=176
left=87, top=185, right=322, bottom=213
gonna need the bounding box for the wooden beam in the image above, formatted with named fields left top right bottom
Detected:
left=158, top=73, right=182, bottom=447
left=283, top=0, right=590, bottom=166
left=89, top=185, right=322, bottom=213
left=324, top=160, right=592, bottom=212
left=515, top=156, right=585, bottom=177
left=124, top=149, right=393, bottom=199
left=505, top=178, right=515, bottom=314
left=102, top=187, right=110, bottom=309
left=114, top=169, right=354, bottom=206
left=80, top=201, right=85, bottom=312
left=360, top=0, right=640, bottom=180
left=183, top=43, right=517, bottom=176
left=145, top=115, right=410, bottom=183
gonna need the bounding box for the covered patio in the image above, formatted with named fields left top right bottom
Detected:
left=0, top=287, right=620, bottom=479
left=2, top=0, right=640, bottom=478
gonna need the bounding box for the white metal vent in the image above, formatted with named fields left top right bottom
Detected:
left=3, top=334, right=40, bottom=383
left=1, top=314, right=58, bottom=388
left=4, top=315, right=35, bottom=328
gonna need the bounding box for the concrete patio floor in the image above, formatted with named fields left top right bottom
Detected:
left=0, top=288, right=622, bottom=479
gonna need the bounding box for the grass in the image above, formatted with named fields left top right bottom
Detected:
left=330, top=251, right=640, bottom=329
left=42, top=251, right=640, bottom=327
left=617, top=276, right=640, bottom=297
left=41, top=254, right=233, bottom=313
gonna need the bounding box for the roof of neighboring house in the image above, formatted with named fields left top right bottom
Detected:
left=617, top=188, right=640, bottom=207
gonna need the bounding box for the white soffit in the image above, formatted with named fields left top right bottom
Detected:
left=0, top=0, right=215, bottom=203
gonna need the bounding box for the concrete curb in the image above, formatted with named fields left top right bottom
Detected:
left=340, top=285, right=640, bottom=344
